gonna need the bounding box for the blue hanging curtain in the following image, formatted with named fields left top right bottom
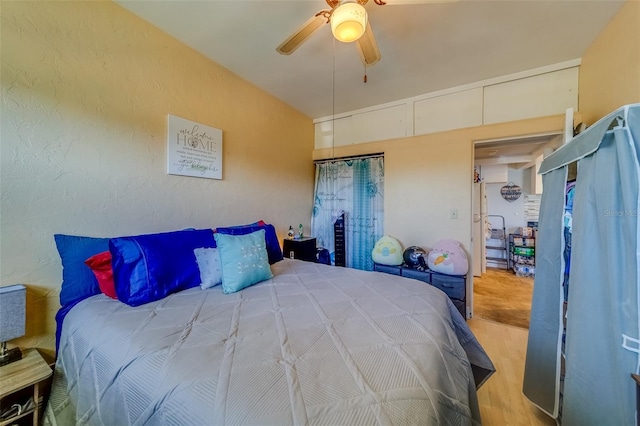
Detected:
left=523, top=104, right=640, bottom=424
left=311, top=156, right=384, bottom=270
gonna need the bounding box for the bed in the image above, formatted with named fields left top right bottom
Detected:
left=44, top=226, right=494, bottom=425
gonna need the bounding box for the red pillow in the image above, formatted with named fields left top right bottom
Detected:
left=85, top=251, right=117, bottom=299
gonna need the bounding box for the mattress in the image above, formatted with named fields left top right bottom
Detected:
left=45, top=259, right=494, bottom=425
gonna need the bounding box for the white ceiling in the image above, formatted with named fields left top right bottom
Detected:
left=474, top=132, right=564, bottom=167
left=116, top=0, right=625, bottom=121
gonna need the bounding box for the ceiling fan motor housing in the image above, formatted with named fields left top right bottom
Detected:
left=331, top=1, right=368, bottom=42
left=277, top=0, right=381, bottom=66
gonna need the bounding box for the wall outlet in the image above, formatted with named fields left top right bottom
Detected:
left=450, top=208, right=458, bottom=219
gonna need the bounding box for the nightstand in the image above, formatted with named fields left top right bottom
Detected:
left=0, top=348, right=52, bottom=426
left=283, top=237, right=317, bottom=262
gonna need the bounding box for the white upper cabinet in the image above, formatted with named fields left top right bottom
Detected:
left=483, top=67, right=579, bottom=124
left=315, top=104, right=407, bottom=148
left=414, top=88, right=483, bottom=136
left=314, top=63, right=580, bottom=149
left=479, top=164, right=509, bottom=184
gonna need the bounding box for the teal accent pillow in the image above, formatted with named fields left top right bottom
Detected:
left=215, top=222, right=283, bottom=264
left=214, top=229, right=273, bottom=294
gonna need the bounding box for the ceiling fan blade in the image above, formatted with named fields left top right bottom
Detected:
left=276, top=13, right=327, bottom=55
left=356, top=21, right=381, bottom=66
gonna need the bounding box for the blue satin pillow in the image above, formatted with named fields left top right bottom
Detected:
left=216, top=223, right=283, bottom=264
left=110, top=228, right=216, bottom=306
left=214, top=230, right=273, bottom=294
left=54, top=234, right=110, bottom=308
left=54, top=233, right=110, bottom=351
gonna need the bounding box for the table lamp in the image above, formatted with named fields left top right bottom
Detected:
left=0, top=284, right=26, bottom=366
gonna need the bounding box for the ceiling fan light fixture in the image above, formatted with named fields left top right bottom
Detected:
left=331, top=2, right=367, bottom=43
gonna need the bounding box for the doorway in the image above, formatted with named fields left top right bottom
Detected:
left=471, top=133, right=562, bottom=327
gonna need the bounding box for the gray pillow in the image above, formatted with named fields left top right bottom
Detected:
left=194, top=247, right=223, bottom=289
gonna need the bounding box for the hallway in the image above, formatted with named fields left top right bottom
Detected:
left=473, top=268, right=534, bottom=328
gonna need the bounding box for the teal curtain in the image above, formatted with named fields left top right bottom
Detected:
left=311, top=157, right=384, bottom=270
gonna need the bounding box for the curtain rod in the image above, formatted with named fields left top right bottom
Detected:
left=314, top=153, right=384, bottom=165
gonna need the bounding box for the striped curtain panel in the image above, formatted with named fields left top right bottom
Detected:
left=311, top=156, right=384, bottom=270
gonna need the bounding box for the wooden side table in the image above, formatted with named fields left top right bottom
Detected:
left=0, top=348, right=52, bottom=426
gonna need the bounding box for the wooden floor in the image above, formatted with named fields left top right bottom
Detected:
left=473, top=268, right=534, bottom=329
left=468, top=318, right=555, bottom=426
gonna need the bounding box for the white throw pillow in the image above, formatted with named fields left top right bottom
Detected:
left=194, top=247, right=223, bottom=289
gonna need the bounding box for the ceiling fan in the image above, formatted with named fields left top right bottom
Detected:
left=276, top=0, right=449, bottom=67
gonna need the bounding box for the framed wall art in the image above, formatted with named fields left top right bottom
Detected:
left=167, top=114, right=222, bottom=180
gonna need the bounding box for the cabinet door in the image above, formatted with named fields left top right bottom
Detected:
left=283, top=239, right=317, bottom=262
left=430, top=274, right=465, bottom=300
left=452, top=300, right=466, bottom=319
left=401, top=268, right=431, bottom=283
left=373, top=264, right=402, bottom=276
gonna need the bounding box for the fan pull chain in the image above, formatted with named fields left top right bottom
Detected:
left=363, top=63, right=367, bottom=83
left=332, top=35, right=335, bottom=160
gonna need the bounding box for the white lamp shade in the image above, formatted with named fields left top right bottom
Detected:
left=0, top=284, right=26, bottom=342
left=331, top=2, right=367, bottom=43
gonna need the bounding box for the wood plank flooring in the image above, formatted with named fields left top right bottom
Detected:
left=468, top=318, right=555, bottom=426
left=473, top=268, right=534, bottom=329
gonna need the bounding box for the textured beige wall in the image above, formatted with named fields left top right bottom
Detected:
left=1, top=1, right=314, bottom=358
left=314, top=114, right=569, bottom=266
left=579, top=0, right=640, bottom=124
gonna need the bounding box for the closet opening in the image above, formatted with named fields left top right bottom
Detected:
left=311, top=154, right=384, bottom=271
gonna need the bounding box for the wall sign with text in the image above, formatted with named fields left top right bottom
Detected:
left=501, top=183, right=522, bottom=202
left=167, top=114, right=222, bottom=180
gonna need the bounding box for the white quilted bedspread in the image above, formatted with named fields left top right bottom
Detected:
left=45, top=259, right=494, bottom=425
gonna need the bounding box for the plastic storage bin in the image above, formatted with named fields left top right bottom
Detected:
left=513, top=246, right=535, bottom=256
